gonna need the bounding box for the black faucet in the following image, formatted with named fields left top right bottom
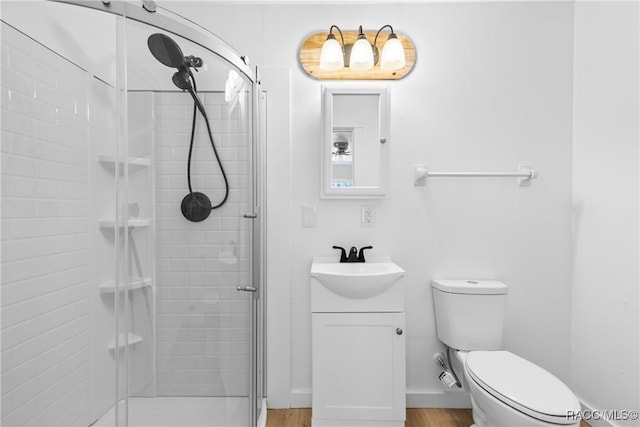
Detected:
left=357, top=246, right=373, bottom=262
left=332, top=246, right=348, bottom=262
left=332, top=245, right=373, bottom=263
left=346, top=246, right=359, bottom=262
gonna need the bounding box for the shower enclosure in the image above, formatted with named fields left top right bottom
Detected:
left=1, top=1, right=265, bottom=426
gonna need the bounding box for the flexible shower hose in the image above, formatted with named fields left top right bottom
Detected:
left=186, top=71, right=229, bottom=209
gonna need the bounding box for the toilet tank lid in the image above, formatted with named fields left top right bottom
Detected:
left=431, top=279, right=507, bottom=295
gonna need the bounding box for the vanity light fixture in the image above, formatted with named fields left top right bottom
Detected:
left=319, top=24, right=406, bottom=72
left=319, top=25, right=345, bottom=71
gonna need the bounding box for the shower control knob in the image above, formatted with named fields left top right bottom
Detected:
left=396, top=328, right=403, bottom=335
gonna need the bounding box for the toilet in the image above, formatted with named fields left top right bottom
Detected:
left=431, top=279, right=581, bottom=427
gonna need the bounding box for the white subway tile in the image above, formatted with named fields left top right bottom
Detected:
left=155, top=92, right=193, bottom=106
left=37, top=159, right=86, bottom=183
left=2, top=234, right=77, bottom=262
left=8, top=90, right=56, bottom=125
left=1, top=25, right=33, bottom=56
left=1, top=286, right=59, bottom=327
left=35, top=303, right=82, bottom=335
left=4, top=132, right=58, bottom=161
left=2, top=319, right=39, bottom=350
left=1, top=65, right=35, bottom=97
left=0, top=395, right=40, bottom=427
left=1, top=25, right=92, bottom=427
left=56, top=109, right=88, bottom=133
left=35, top=120, right=77, bottom=147
left=2, top=198, right=39, bottom=218
left=56, top=72, right=84, bottom=97
left=57, top=144, right=87, bottom=167
left=56, top=182, right=87, bottom=200
left=155, top=104, right=189, bottom=120
left=34, top=80, right=75, bottom=112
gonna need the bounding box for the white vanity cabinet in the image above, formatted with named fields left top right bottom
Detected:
left=312, top=312, right=406, bottom=426
left=310, top=257, right=406, bottom=427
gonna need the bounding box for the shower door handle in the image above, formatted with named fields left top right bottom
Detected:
left=243, top=213, right=258, bottom=219
left=237, top=285, right=257, bottom=292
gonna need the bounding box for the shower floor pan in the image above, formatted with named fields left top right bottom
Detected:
left=92, top=397, right=248, bottom=427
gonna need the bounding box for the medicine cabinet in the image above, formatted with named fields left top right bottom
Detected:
left=321, top=85, right=390, bottom=198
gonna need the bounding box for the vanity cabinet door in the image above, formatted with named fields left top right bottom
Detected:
left=312, top=312, right=406, bottom=423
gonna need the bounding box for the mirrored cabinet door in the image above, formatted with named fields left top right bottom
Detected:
left=321, top=85, right=390, bottom=198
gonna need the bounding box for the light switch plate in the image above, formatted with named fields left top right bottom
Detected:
left=302, top=204, right=317, bottom=227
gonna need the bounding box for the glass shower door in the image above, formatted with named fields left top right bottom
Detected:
left=120, top=14, right=258, bottom=426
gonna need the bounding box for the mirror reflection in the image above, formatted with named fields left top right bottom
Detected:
left=331, top=94, right=381, bottom=189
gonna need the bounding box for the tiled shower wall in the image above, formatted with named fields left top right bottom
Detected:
left=1, top=24, right=91, bottom=426
left=154, top=91, right=252, bottom=396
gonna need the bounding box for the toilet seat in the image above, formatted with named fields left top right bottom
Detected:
left=465, top=351, right=581, bottom=425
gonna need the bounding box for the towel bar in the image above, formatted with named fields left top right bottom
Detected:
left=414, top=164, right=538, bottom=187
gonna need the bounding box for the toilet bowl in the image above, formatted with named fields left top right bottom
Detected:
left=431, top=279, right=581, bottom=427
left=457, top=350, right=581, bottom=427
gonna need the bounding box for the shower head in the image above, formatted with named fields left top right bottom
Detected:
left=148, top=33, right=208, bottom=118
left=172, top=68, right=192, bottom=90
left=147, top=33, right=185, bottom=68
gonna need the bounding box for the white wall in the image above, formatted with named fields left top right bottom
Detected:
left=571, top=2, right=640, bottom=426
left=167, top=0, right=576, bottom=408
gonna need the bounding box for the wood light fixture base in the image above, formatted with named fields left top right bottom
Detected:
left=300, top=30, right=416, bottom=80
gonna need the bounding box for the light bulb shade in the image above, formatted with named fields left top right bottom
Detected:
left=380, top=35, right=406, bottom=71
left=319, top=36, right=344, bottom=71
left=349, top=36, right=374, bottom=71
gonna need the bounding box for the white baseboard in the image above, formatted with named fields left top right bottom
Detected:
left=286, top=390, right=626, bottom=427
left=406, top=390, right=471, bottom=408
left=287, top=390, right=471, bottom=409
left=290, top=390, right=312, bottom=408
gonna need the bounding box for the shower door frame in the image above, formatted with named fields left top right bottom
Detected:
left=49, top=1, right=263, bottom=426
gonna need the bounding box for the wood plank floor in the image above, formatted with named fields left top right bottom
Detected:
left=266, top=408, right=592, bottom=427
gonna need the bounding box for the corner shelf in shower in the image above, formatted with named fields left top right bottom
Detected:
left=98, top=154, right=151, bottom=172
left=99, top=277, right=152, bottom=294
left=107, top=333, right=143, bottom=352
left=99, top=219, right=151, bottom=230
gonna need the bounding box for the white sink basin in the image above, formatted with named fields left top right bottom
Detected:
left=311, top=260, right=405, bottom=299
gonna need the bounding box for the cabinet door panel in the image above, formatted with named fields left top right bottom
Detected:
left=312, top=312, right=405, bottom=421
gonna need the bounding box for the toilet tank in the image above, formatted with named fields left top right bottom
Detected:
left=431, top=279, right=507, bottom=351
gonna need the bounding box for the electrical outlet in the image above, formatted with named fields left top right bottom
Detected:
left=361, top=205, right=376, bottom=228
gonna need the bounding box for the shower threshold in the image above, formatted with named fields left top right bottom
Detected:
left=92, top=397, right=249, bottom=427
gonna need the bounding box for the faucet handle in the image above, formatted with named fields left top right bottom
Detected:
left=357, top=246, right=373, bottom=262
left=332, top=246, right=347, bottom=263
